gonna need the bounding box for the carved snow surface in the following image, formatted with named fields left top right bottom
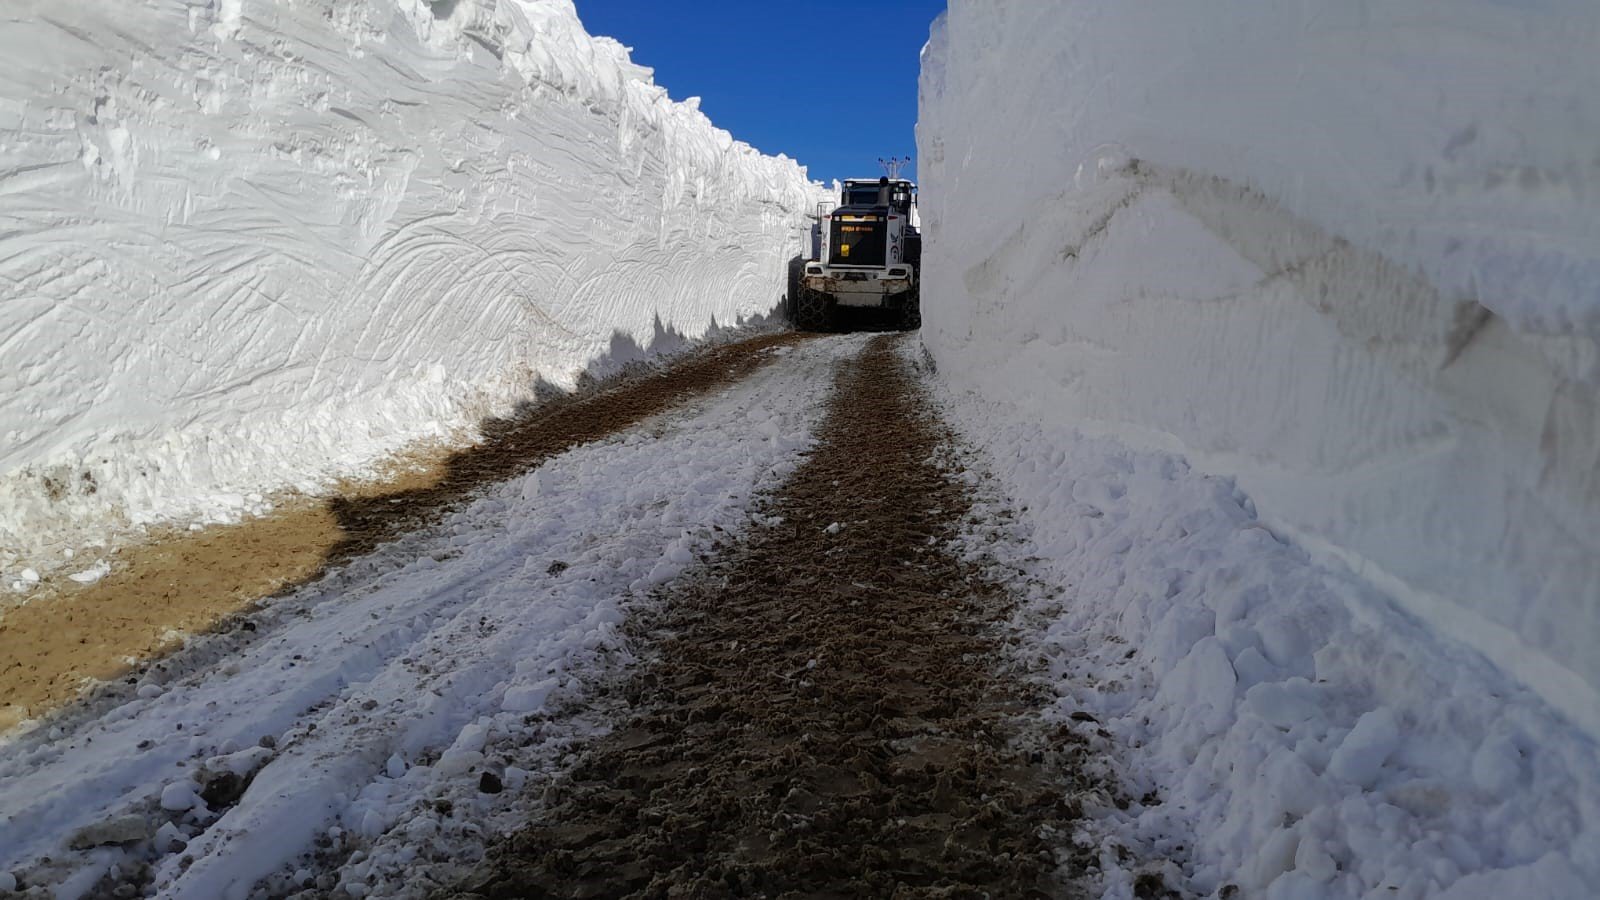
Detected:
left=921, top=2, right=1600, bottom=897
left=0, top=0, right=825, bottom=580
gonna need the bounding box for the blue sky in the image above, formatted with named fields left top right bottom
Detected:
left=571, top=0, right=947, bottom=185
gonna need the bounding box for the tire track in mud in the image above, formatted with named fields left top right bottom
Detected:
left=0, top=331, right=809, bottom=732
left=454, top=335, right=1084, bottom=898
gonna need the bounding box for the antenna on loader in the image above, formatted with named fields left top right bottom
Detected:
left=878, top=156, right=911, bottom=180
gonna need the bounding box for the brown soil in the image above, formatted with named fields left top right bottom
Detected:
left=453, top=335, right=1082, bottom=899
left=0, top=332, right=806, bottom=731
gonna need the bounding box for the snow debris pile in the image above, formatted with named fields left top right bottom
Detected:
left=920, top=2, right=1600, bottom=897
left=943, top=404, right=1600, bottom=898
left=0, top=0, right=824, bottom=579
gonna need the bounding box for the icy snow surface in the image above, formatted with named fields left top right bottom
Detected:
left=918, top=2, right=1600, bottom=729
left=933, top=366, right=1600, bottom=899
left=0, top=0, right=825, bottom=579
left=0, top=336, right=861, bottom=898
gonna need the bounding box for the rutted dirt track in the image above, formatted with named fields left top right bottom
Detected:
left=0, top=332, right=805, bottom=730
left=454, top=335, right=1080, bottom=898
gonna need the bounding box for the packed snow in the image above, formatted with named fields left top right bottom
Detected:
left=919, top=2, right=1600, bottom=897
left=918, top=2, right=1600, bottom=728
left=0, top=337, right=860, bottom=898
left=937, top=382, right=1600, bottom=898
left=0, top=0, right=825, bottom=585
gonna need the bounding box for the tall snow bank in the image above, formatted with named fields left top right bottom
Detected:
left=918, top=2, right=1600, bottom=728
left=0, top=0, right=823, bottom=574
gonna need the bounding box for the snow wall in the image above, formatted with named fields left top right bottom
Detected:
left=0, top=0, right=822, bottom=574
left=918, top=3, right=1600, bottom=729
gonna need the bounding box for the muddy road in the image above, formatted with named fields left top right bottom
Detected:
left=1, top=332, right=1111, bottom=900
left=453, top=335, right=1085, bottom=898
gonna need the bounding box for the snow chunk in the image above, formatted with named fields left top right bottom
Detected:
left=434, top=751, right=483, bottom=778
left=1470, top=735, right=1524, bottom=795
left=206, top=745, right=275, bottom=779
left=1245, top=678, right=1325, bottom=730
left=153, top=822, right=187, bottom=854
left=67, top=560, right=111, bottom=584
left=1294, top=838, right=1338, bottom=883
left=502, top=679, right=557, bottom=714
left=1149, top=606, right=1215, bottom=676
left=1248, top=826, right=1300, bottom=890
left=1154, top=637, right=1236, bottom=738
left=503, top=766, right=529, bottom=792
left=449, top=721, right=490, bottom=755
left=160, top=780, right=201, bottom=812
left=1327, top=708, right=1401, bottom=788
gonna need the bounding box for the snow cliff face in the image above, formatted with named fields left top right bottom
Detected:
left=918, top=3, right=1600, bottom=723
left=0, top=0, right=822, bottom=572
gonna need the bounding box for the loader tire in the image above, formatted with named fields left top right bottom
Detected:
left=898, top=288, right=922, bottom=332
left=785, top=255, right=806, bottom=322
left=795, top=285, right=834, bottom=333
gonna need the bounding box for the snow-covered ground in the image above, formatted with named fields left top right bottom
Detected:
left=0, top=0, right=825, bottom=584
left=919, top=2, right=1600, bottom=897
left=938, top=380, right=1600, bottom=899
left=0, top=336, right=860, bottom=898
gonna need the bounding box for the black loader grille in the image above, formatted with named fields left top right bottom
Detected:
left=830, top=215, right=886, bottom=267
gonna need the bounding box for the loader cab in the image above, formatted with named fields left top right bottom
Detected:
left=841, top=178, right=916, bottom=218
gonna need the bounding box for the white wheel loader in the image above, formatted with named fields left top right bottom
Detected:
left=791, top=174, right=921, bottom=332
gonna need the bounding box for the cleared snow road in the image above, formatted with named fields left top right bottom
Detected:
left=6, top=330, right=1598, bottom=900
left=0, top=334, right=864, bottom=899
left=451, top=334, right=1094, bottom=898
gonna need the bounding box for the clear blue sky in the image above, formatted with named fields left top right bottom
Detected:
left=571, top=0, right=947, bottom=185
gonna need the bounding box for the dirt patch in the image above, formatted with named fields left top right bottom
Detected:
left=0, top=333, right=807, bottom=731
left=453, top=335, right=1084, bottom=898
